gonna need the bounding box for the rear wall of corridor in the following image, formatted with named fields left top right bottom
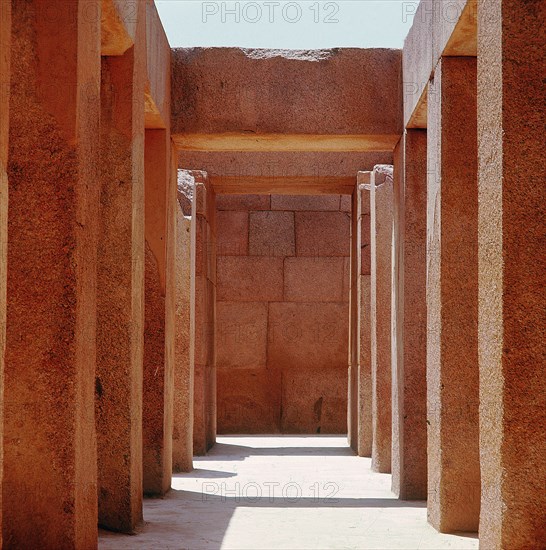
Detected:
left=216, top=194, right=351, bottom=434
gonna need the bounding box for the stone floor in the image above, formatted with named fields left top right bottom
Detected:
left=99, top=436, right=479, bottom=549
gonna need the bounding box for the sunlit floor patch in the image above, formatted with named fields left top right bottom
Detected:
left=100, top=436, right=479, bottom=550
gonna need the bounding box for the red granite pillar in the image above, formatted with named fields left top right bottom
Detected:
left=478, top=0, right=546, bottom=546
left=96, top=0, right=146, bottom=531
left=427, top=57, right=480, bottom=532
left=191, top=174, right=217, bottom=455
left=173, top=190, right=193, bottom=472
left=0, top=2, right=10, bottom=545
left=3, top=1, right=100, bottom=546
left=357, top=171, right=373, bottom=457
left=391, top=130, right=427, bottom=499
left=347, top=185, right=360, bottom=453
left=370, top=165, right=393, bottom=473
left=143, top=131, right=176, bottom=495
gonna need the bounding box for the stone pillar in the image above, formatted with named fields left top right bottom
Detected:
left=172, top=196, right=193, bottom=472
left=143, top=130, right=176, bottom=495
left=427, top=57, right=480, bottom=532
left=96, top=1, right=145, bottom=531
left=191, top=174, right=217, bottom=456
left=347, top=185, right=360, bottom=453
left=478, top=1, right=546, bottom=547
left=0, top=2, right=10, bottom=545
left=370, top=165, right=393, bottom=473
left=357, top=171, right=372, bottom=457
left=3, top=1, right=100, bottom=547
left=391, top=131, right=427, bottom=499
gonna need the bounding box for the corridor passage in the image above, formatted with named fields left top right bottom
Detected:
left=99, top=436, right=478, bottom=549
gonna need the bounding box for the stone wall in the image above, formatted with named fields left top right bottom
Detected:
left=216, top=194, right=350, bottom=434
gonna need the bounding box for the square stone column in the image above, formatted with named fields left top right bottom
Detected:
left=143, top=130, right=176, bottom=495
left=427, top=56, right=480, bottom=532
left=173, top=198, right=193, bottom=472
left=391, top=130, right=427, bottom=499
left=96, top=0, right=146, bottom=531
left=3, top=1, right=100, bottom=547
left=355, top=172, right=372, bottom=457
left=0, top=2, right=10, bottom=545
left=370, top=165, right=394, bottom=473
left=347, top=185, right=360, bottom=452
left=191, top=174, right=217, bottom=455
left=478, top=1, right=546, bottom=547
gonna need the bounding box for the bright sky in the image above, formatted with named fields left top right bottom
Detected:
left=156, top=1, right=418, bottom=49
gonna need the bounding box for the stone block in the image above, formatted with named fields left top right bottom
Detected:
left=284, top=257, right=345, bottom=303
left=216, top=194, right=271, bottom=211
left=217, top=302, right=268, bottom=369
left=249, top=211, right=295, bottom=257
left=217, top=210, right=248, bottom=256
left=217, top=256, right=284, bottom=302
left=217, top=367, right=282, bottom=434
left=268, top=302, right=348, bottom=371
left=295, top=211, right=350, bottom=257
left=271, top=195, right=340, bottom=211
left=340, top=194, right=352, bottom=212
left=281, top=368, right=348, bottom=434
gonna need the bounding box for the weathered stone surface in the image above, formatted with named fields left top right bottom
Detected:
left=427, top=57, right=480, bottom=532
left=249, top=211, right=295, bottom=257
left=191, top=180, right=217, bottom=456
left=391, top=130, right=427, bottom=500
left=0, top=3, right=10, bottom=544
left=268, top=302, right=348, bottom=371
left=216, top=194, right=271, bottom=211
left=173, top=210, right=193, bottom=473
left=217, top=367, right=282, bottom=433
left=96, top=1, right=146, bottom=530
left=217, top=256, right=284, bottom=302
left=217, top=210, right=249, bottom=256
left=295, top=211, right=351, bottom=257
left=370, top=165, right=393, bottom=473
left=172, top=48, right=403, bottom=137
left=358, top=174, right=373, bottom=458
left=284, top=257, right=346, bottom=303
left=217, top=302, right=268, bottom=369
left=4, top=2, right=100, bottom=546
left=340, top=194, right=352, bottom=213
left=271, top=195, right=341, bottom=211
left=478, top=1, right=546, bottom=546
left=143, top=130, right=176, bottom=498
left=348, top=185, right=361, bottom=453
left=281, top=368, right=348, bottom=434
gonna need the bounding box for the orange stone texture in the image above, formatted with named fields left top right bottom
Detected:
left=216, top=195, right=350, bottom=434
left=391, top=130, right=427, bottom=499
left=3, top=1, right=100, bottom=546
left=172, top=201, right=193, bottom=472
left=191, top=175, right=217, bottom=455
left=143, top=130, right=176, bottom=496
left=0, top=2, right=9, bottom=545
left=95, top=0, right=146, bottom=531
left=427, top=57, right=480, bottom=532
left=477, top=0, right=546, bottom=546
left=358, top=173, right=373, bottom=458
left=370, top=166, right=394, bottom=473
